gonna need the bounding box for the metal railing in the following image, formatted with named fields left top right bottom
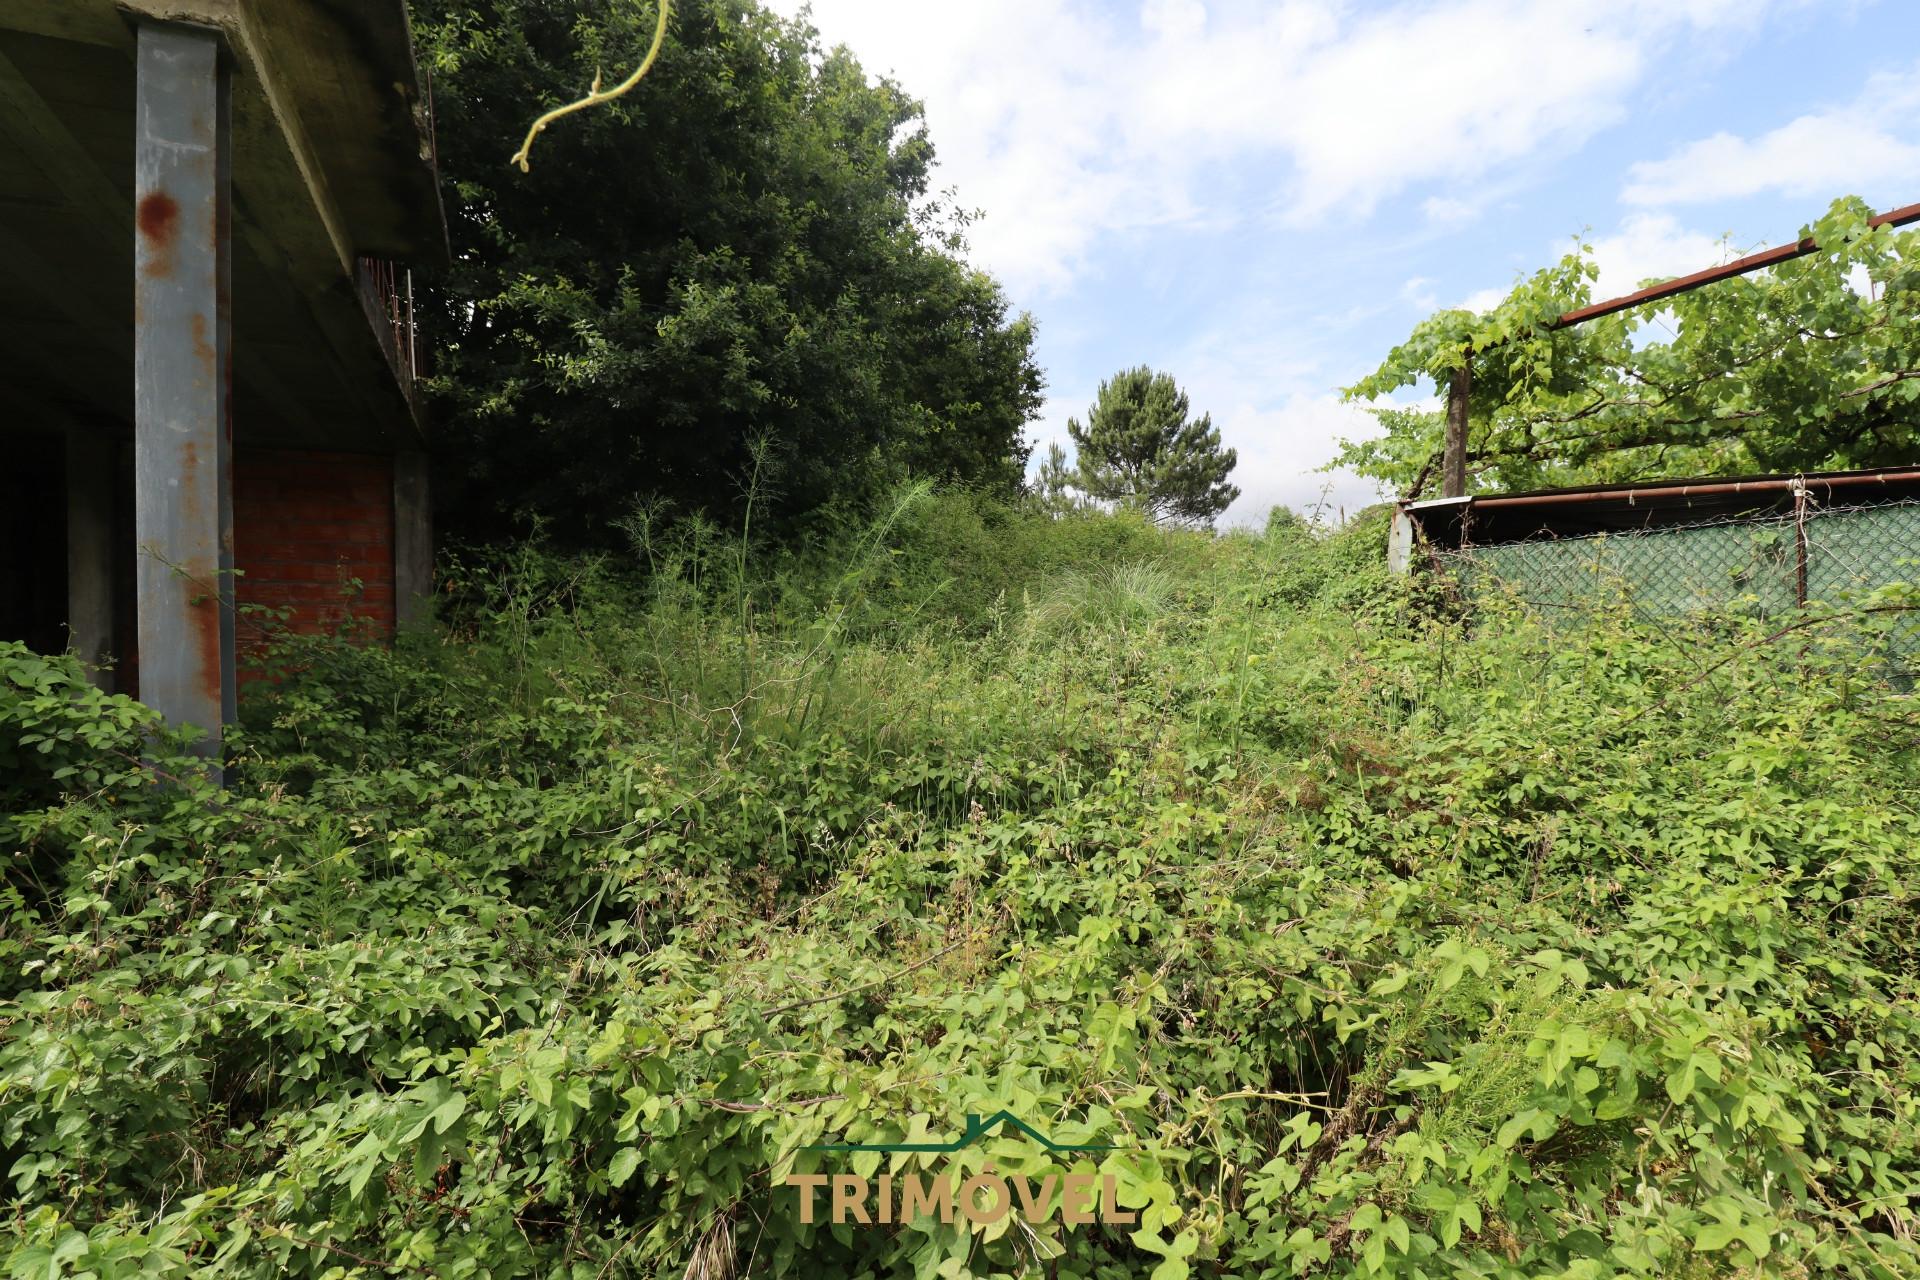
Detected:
left=356, top=256, right=419, bottom=387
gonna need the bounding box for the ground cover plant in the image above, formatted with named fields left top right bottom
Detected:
left=3, top=493, right=1917, bottom=1278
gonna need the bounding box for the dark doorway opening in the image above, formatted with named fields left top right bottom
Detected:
left=0, top=430, right=68, bottom=657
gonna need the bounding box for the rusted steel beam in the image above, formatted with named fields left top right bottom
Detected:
left=1550, top=200, right=1920, bottom=331
left=134, top=21, right=235, bottom=774
left=1460, top=467, right=1920, bottom=509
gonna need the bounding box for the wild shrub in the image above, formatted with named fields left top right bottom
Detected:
left=2, top=505, right=1915, bottom=1278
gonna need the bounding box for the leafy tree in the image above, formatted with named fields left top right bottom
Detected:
left=410, top=0, right=1044, bottom=544
left=1067, top=366, right=1240, bottom=526
left=1340, top=196, right=1920, bottom=495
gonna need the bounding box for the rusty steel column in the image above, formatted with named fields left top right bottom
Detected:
left=1441, top=348, right=1471, bottom=498
left=134, top=22, right=234, bottom=770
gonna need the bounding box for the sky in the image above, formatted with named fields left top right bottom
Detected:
left=762, top=0, right=1920, bottom=526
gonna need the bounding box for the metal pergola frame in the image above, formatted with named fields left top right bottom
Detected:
left=1436, top=199, right=1920, bottom=499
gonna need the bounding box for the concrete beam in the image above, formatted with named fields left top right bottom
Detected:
left=134, top=21, right=235, bottom=767
left=393, top=450, right=433, bottom=629
left=66, top=427, right=118, bottom=689
left=232, top=212, right=419, bottom=448
left=0, top=42, right=137, bottom=251
left=0, top=1, right=132, bottom=49
left=232, top=0, right=446, bottom=261
left=217, top=15, right=427, bottom=443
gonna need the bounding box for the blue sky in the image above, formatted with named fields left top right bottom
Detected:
left=764, top=0, right=1919, bottom=524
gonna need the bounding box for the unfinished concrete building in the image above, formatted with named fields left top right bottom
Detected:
left=0, top=0, right=445, bottom=764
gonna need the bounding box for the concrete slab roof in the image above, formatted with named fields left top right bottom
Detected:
left=6, top=0, right=445, bottom=262
left=0, top=0, right=446, bottom=449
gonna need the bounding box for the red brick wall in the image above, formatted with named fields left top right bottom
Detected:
left=233, top=449, right=395, bottom=645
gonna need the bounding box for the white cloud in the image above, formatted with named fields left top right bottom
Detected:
left=1456, top=212, right=1732, bottom=315
left=1264, top=1, right=1645, bottom=226
left=1458, top=286, right=1508, bottom=314
left=1588, top=213, right=1732, bottom=297
left=762, top=0, right=1840, bottom=515
left=1212, top=396, right=1389, bottom=528
left=1422, top=195, right=1480, bottom=227
left=1166, top=321, right=1392, bottom=525
left=1623, top=62, right=1920, bottom=206
left=1140, top=0, right=1209, bottom=39
left=767, top=0, right=1791, bottom=299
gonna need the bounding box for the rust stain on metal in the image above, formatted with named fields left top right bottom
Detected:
left=170, top=438, right=222, bottom=701
left=178, top=439, right=201, bottom=520
left=191, top=581, right=223, bottom=702
left=138, top=191, right=179, bottom=278
left=137, top=191, right=177, bottom=241
left=191, top=313, right=216, bottom=374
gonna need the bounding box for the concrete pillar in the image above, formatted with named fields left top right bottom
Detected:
left=65, top=427, right=116, bottom=689
left=134, top=22, right=234, bottom=766
left=393, top=450, right=433, bottom=629
left=1386, top=505, right=1414, bottom=577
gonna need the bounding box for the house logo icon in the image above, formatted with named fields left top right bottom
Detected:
left=804, top=1110, right=1122, bottom=1154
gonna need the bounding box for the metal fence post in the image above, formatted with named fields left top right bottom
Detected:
left=1792, top=479, right=1810, bottom=608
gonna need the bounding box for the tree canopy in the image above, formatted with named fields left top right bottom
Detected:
left=1064, top=366, right=1240, bottom=526
left=1339, top=197, right=1920, bottom=495
left=411, top=0, right=1045, bottom=544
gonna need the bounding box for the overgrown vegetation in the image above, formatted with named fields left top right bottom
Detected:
left=5, top=494, right=1916, bottom=1277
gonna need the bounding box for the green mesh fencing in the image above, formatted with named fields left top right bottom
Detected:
left=1441, top=499, right=1920, bottom=660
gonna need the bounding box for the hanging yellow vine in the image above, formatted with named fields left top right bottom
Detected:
left=510, top=0, right=672, bottom=173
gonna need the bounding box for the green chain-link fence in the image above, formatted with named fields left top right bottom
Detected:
left=1439, top=499, right=1920, bottom=659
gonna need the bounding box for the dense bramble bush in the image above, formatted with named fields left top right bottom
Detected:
left=3, top=493, right=1917, bottom=1278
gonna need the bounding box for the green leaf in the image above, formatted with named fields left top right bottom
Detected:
left=1694, top=1222, right=1737, bottom=1252
left=430, top=1090, right=467, bottom=1134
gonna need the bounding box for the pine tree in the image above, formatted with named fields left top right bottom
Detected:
left=1031, top=442, right=1086, bottom=516
left=1068, top=367, right=1240, bottom=526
